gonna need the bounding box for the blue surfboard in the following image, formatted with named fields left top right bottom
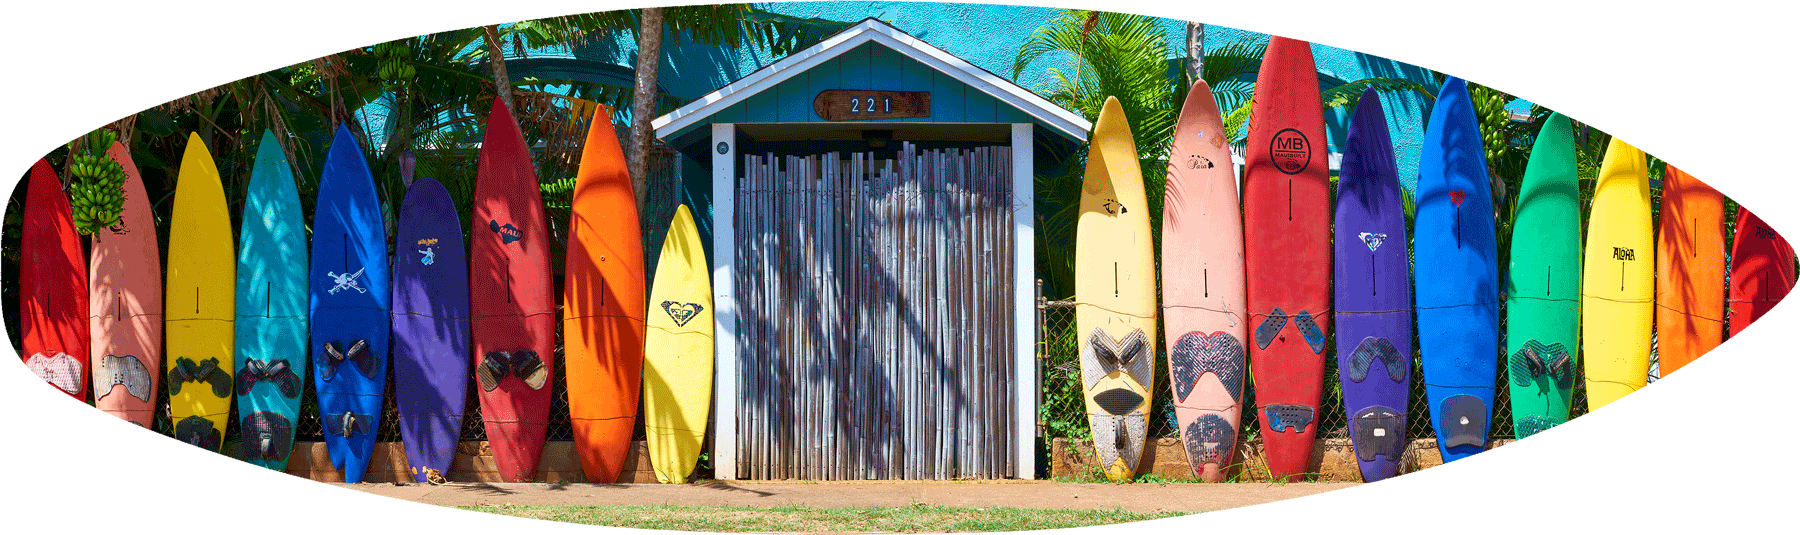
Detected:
left=392, top=177, right=471, bottom=482
left=1413, top=77, right=1499, bottom=462
left=1333, top=89, right=1413, bottom=481
left=235, top=129, right=309, bottom=470
left=310, top=125, right=390, bottom=482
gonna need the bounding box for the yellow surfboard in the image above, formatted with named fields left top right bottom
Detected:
left=1581, top=138, right=1653, bottom=410
left=1074, top=97, right=1157, bottom=481
left=642, top=204, right=714, bottom=483
left=165, top=133, right=236, bottom=452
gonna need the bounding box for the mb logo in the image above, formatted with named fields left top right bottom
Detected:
left=1612, top=247, right=1636, bottom=261
left=1270, top=128, right=1311, bottom=175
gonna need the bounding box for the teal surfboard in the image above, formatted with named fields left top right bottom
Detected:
left=235, top=129, right=310, bottom=469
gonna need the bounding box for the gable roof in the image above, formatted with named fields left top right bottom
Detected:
left=651, top=18, right=1091, bottom=142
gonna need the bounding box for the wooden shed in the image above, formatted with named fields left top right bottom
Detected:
left=651, top=18, right=1089, bottom=480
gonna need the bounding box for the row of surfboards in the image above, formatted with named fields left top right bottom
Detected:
left=1080, top=36, right=1797, bottom=483
left=17, top=100, right=716, bottom=484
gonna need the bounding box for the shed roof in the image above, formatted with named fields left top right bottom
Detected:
left=650, top=18, right=1091, bottom=142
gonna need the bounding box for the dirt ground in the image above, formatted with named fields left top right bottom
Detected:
left=340, top=480, right=1358, bottom=514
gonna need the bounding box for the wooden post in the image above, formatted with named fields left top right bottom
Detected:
left=1011, top=123, right=1035, bottom=478
left=711, top=123, right=738, bottom=480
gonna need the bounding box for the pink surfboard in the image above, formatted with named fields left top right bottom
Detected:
left=89, top=142, right=163, bottom=426
left=1162, top=80, right=1248, bottom=482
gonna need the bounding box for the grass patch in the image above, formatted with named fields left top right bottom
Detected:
left=460, top=503, right=1191, bottom=532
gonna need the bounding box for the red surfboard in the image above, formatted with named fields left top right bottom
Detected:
left=1242, top=36, right=1331, bottom=481
left=471, top=99, right=556, bottom=482
left=21, top=158, right=89, bottom=401
left=1727, top=208, right=1796, bottom=336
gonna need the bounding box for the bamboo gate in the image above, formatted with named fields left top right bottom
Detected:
left=733, top=142, right=1016, bottom=479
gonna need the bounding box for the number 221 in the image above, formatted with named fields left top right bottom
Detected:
left=850, top=96, right=891, bottom=113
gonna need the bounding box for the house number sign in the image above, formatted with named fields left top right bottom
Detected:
left=814, top=90, right=930, bottom=121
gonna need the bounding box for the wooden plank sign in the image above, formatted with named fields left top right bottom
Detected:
left=814, top=90, right=930, bottom=121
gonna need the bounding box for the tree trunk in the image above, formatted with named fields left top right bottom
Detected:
left=628, top=7, right=665, bottom=210
left=1185, top=22, right=1205, bottom=85
left=483, top=25, right=513, bottom=112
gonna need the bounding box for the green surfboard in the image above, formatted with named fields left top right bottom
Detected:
left=1504, top=113, right=1581, bottom=438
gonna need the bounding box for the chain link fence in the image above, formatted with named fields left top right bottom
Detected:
left=1035, top=283, right=1601, bottom=448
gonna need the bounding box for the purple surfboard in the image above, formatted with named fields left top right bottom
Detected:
left=392, top=177, right=471, bottom=482
left=1332, top=89, right=1413, bottom=482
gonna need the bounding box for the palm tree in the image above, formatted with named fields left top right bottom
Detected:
left=1184, top=21, right=1204, bottom=90
left=483, top=25, right=514, bottom=112
left=628, top=7, right=665, bottom=209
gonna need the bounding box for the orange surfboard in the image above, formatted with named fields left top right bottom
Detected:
left=1655, top=165, right=1725, bottom=375
left=563, top=104, right=646, bottom=483
left=90, top=142, right=163, bottom=425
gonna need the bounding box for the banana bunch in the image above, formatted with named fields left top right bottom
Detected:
left=374, top=40, right=416, bottom=90
left=66, top=129, right=128, bottom=235
left=1467, top=83, right=1512, bottom=165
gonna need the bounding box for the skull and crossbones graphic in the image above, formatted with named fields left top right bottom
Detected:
left=327, top=268, right=367, bottom=295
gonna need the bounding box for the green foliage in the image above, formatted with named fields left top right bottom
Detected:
left=1013, top=10, right=1179, bottom=164
left=1466, top=83, right=1515, bottom=172
left=64, top=129, right=128, bottom=235
left=372, top=39, right=416, bottom=90
left=1321, top=77, right=1438, bottom=113
left=1036, top=315, right=1088, bottom=441
left=1013, top=10, right=1178, bottom=302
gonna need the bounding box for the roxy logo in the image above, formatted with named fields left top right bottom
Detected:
left=1270, top=128, right=1311, bottom=175
left=662, top=301, right=705, bottom=327
left=1612, top=247, right=1636, bottom=261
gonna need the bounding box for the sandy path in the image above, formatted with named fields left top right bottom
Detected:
left=340, top=480, right=1357, bottom=513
